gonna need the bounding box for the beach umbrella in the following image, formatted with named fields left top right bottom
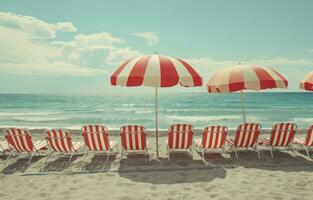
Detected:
left=299, top=71, right=313, bottom=91
left=206, top=64, right=288, bottom=124
left=111, top=54, right=202, bottom=157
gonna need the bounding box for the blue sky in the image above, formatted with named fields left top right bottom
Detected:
left=0, top=0, right=312, bottom=95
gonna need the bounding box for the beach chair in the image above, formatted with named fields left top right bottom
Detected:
left=259, top=123, right=296, bottom=158
left=195, top=126, right=227, bottom=161
left=166, top=124, right=194, bottom=160
left=3, top=128, right=47, bottom=166
left=120, top=125, right=149, bottom=162
left=226, top=123, right=261, bottom=159
left=293, top=125, right=313, bottom=158
left=81, top=125, right=118, bottom=168
left=45, top=129, right=84, bottom=166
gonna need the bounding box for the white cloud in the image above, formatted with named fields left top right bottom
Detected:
left=0, top=12, right=140, bottom=76
left=132, top=32, right=159, bottom=45
left=0, top=12, right=76, bottom=39
left=54, top=22, right=77, bottom=32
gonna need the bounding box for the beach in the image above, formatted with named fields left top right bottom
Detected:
left=1, top=129, right=313, bottom=200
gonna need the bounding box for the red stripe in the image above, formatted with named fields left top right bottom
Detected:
left=128, top=126, right=133, bottom=150
left=176, top=58, right=202, bottom=87
left=17, top=129, right=27, bottom=151
left=252, top=66, right=277, bottom=89
left=270, top=67, right=288, bottom=87
left=228, top=67, right=245, bottom=92
left=95, top=125, right=103, bottom=151
left=304, top=82, right=313, bottom=91
left=126, top=56, right=150, bottom=86
left=89, top=126, right=97, bottom=151
left=158, top=55, right=179, bottom=87
left=134, top=126, right=139, bottom=150
left=83, top=126, right=91, bottom=150
left=111, top=59, right=132, bottom=85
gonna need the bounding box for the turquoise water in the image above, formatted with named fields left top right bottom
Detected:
left=0, top=93, right=312, bottom=130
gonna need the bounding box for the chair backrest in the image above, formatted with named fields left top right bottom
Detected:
left=82, top=125, right=110, bottom=151
left=45, top=129, right=73, bottom=152
left=234, top=123, right=261, bottom=147
left=201, top=126, right=227, bottom=149
left=120, top=125, right=147, bottom=150
left=269, top=123, right=296, bottom=146
left=304, top=125, right=313, bottom=146
left=4, top=128, right=34, bottom=152
left=168, top=124, right=193, bottom=149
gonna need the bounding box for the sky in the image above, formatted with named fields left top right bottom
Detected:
left=0, top=0, right=312, bottom=95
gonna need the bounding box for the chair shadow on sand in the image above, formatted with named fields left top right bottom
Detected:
left=118, top=151, right=228, bottom=184
left=83, top=153, right=118, bottom=172
left=40, top=155, right=80, bottom=172
left=1, top=155, right=44, bottom=175
left=227, top=150, right=313, bottom=172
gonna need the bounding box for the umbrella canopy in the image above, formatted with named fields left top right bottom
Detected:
left=111, top=54, right=202, bottom=157
left=111, top=54, right=202, bottom=87
left=206, top=64, right=288, bottom=123
left=207, top=65, right=288, bottom=93
left=299, top=71, right=313, bottom=91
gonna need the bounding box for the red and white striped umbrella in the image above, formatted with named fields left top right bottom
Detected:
left=111, top=54, right=202, bottom=87
left=299, top=71, right=313, bottom=91
left=206, top=64, right=288, bottom=123
left=111, top=54, right=202, bottom=157
left=207, top=65, right=288, bottom=93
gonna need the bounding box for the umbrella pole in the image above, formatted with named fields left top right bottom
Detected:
left=155, top=87, right=159, bottom=158
left=240, top=90, right=246, bottom=124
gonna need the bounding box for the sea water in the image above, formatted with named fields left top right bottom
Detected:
left=0, top=93, right=312, bottom=130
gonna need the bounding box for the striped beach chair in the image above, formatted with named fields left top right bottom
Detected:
left=81, top=125, right=117, bottom=168
left=226, top=123, right=261, bottom=159
left=120, top=125, right=148, bottom=162
left=3, top=128, right=47, bottom=166
left=166, top=124, right=194, bottom=160
left=195, top=126, right=227, bottom=160
left=45, top=129, right=84, bottom=166
left=259, top=123, right=296, bottom=158
left=293, top=125, right=313, bottom=158
left=195, top=126, right=227, bottom=161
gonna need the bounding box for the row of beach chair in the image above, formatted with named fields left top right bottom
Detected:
left=1, top=123, right=313, bottom=168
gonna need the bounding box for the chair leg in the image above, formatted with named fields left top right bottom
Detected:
left=28, top=152, right=36, bottom=165
left=201, top=150, right=205, bottom=162
left=234, top=148, right=238, bottom=160
left=105, top=150, right=110, bottom=164
left=270, top=147, right=274, bottom=158
left=4, top=150, right=14, bottom=166
left=303, top=146, right=310, bottom=158
left=81, top=150, right=88, bottom=170
left=68, top=152, right=74, bottom=166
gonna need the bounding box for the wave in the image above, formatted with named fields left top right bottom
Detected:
left=294, top=118, right=313, bottom=124
left=166, top=115, right=243, bottom=122
left=0, top=112, right=61, bottom=117
left=12, top=116, right=70, bottom=122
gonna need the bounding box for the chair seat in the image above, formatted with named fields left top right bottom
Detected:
left=293, top=137, right=305, bottom=145
left=72, top=141, right=84, bottom=151
left=0, top=141, right=9, bottom=151
left=33, top=140, right=48, bottom=151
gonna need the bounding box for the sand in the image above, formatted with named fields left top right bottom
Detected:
left=0, top=129, right=313, bottom=200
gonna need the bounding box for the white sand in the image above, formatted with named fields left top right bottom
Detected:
left=0, top=130, right=312, bottom=200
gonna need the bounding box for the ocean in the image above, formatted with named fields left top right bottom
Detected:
left=0, top=93, right=312, bottom=130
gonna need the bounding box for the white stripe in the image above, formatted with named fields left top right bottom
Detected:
left=99, top=127, right=106, bottom=150
left=242, top=124, right=251, bottom=146
left=216, top=127, right=222, bottom=148
left=211, top=127, right=217, bottom=148
left=244, top=67, right=261, bottom=90
left=184, top=128, right=189, bottom=148
left=93, top=126, right=100, bottom=151
left=131, top=126, right=136, bottom=149
left=277, top=124, right=287, bottom=146
left=125, top=131, right=130, bottom=150
left=172, top=126, right=177, bottom=148
left=166, top=56, right=193, bottom=86
left=116, top=56, right=145, bottom=86
left=237, top=126, right=244, bottom=146
left=142, top=55, right=161, bottom=87
left=21, top=130, right=32, bottom=152
left=86, top=126, right=94, bottom=150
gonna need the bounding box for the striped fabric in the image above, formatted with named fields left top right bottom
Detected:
left=304, top=125, right=313, bottom=146
left=207, top=65, right=288, bottom=93
left=299, top=71, right=313, bottom=91
left=168, top=124, right=193, bottom=149
left=45, top=129, right=74, bottom=152
left=120, top=125, right=147, bottom=150
left=111, top=55, right=202, bottom=87
left=4, top=128, right=35, bottom=152
left=201, top=126, right=227, bottom=149
left=269, top=123, right=296, bottom=146
left=82, top=125, right=110, bottom=151
left=233, top=123, right=261, bottom=147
